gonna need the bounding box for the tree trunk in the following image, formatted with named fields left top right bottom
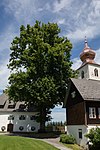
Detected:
left=39, top=106, right=46, bottom=133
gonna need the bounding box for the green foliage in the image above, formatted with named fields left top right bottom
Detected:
left=46, top=121, right=65, bottom=132
left=60, top=134, right=76, bottom=144
left=63, top=143, right=82, bottom=150
left=85, top=127, right=100, bottom=149
left=7, top=21, right=77, bottom=131
left=47, top=121, right=65, bottom=127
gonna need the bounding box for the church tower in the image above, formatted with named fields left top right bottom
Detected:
left=77, top=37, right=100, bottom=81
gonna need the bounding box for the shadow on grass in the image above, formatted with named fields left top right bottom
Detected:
left=5, top=131, right=61, bottom=139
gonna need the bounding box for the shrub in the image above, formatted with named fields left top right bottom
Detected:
left=60, top=134, right=76, bottom=144
left=85, top=127, right=100, bottom=149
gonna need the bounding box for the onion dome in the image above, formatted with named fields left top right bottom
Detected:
left=80, top=37, right=96, bottom=65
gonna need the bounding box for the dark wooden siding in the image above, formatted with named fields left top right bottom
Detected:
left=67, top=102, right=85, bottom=125
left=66, top=82, right=84, bottom=107
left=86, top=101, right=100, bottom=124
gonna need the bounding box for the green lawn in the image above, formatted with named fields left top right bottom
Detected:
left=63, top=143, right=84, bottom=150
left=0, top=135, right=58, bottom=150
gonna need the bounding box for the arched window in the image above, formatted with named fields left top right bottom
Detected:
left=81, top=71, right=84, bottom=79
left=94, top=68, right=98, bottom=77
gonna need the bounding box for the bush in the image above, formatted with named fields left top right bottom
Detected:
left=85, top=127, right=100, bottom=149
left=60, top=134, right=76, bottom=144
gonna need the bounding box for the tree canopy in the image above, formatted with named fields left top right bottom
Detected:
left=7, top=21, right=76, bottom=131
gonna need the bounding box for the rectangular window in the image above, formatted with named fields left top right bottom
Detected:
left=19, top=104, right=26, bottom=109
left=30, top=115, right=36, bottom=120
left=8, top=105, right=15, bottom=109
left=8, top=115, right=14, bottom=120
left=0, top=105, right=4, bottom=108
left=71, top=91, right=76, bottom=98
left=78, top=129, right=82, bottom=139
left=98, top=108, right=100, bottom=119
left=89, top=107, right=96, bottom=119
left=19, top=115, right=26, bottom=120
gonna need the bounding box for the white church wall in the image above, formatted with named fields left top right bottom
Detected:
left=78, top=64, right=89, bottom=79
left=88, top=64, right=100, bottom=81
left=78, top=63, right=100, bottom=81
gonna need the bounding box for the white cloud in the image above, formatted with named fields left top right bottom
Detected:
left=95, top=48, right=100, bottom=64
left=2, top=0, right=100, bottom=44
left=51, top=110, right=66, bottom=122
left=0, top=24, right=18, bottom=91
left=50, top=105, right=66, bottom=122
left=3, top=0, right=37, bottom=25
left=53, top=0, right=73, bottom=13
left=0, top=60, right=10, bottom=90
left=51, top=0, right=100, bottom=44
left=0, top=25, right=16, bottom=50
left=0, top=0, right=100, bottom=92
left=66, top=0, right=100, bottom=42
left=67, top=26, right=97, bottom=44
left=56, top=18, right=66, bottom=25
left=44, top=3, right=52, bottom=11
left=72, top=58, right=81, bottom=70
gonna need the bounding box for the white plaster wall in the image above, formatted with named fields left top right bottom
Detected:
left=88, top=64, right=100, bottom=81
left=87, top=125, right=100, bottom=133
left=78, top=64, right=89, bottom=80
left=0, top=112, right=10, bottom=131
left=67, top=125, right=100, bottom=148
left=0, top=112, right=40, bottom=132
left=78, top=63, right=100, bottom=81
left=13, top=112, right=40, bottom=132
left=67, top=125, right=88, bottom=148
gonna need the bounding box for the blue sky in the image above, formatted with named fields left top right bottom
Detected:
left=0, top=0, right=100, bottom=122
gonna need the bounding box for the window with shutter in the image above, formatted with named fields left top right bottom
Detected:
left=89, top=107, right=96, bottom=119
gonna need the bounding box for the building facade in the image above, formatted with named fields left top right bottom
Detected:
left=64, top=38, right=100, bottom=148
left=0, top=94, right=40, bottom=132
left=78, top=38, right=100, bottom=80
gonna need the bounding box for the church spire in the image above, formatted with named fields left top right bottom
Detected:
left=80, top=37, right=96, bottom=65
left=84, top=36, right=89, bottom=48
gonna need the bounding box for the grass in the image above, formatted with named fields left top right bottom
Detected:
left=0, top=135, right=59, bottom=150
left=63, top=143, right=84, bottom=150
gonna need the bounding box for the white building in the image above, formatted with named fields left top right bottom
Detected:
left=78, top=38, right=100, bottom=80
left=0, top=94, right=40, bottom=132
